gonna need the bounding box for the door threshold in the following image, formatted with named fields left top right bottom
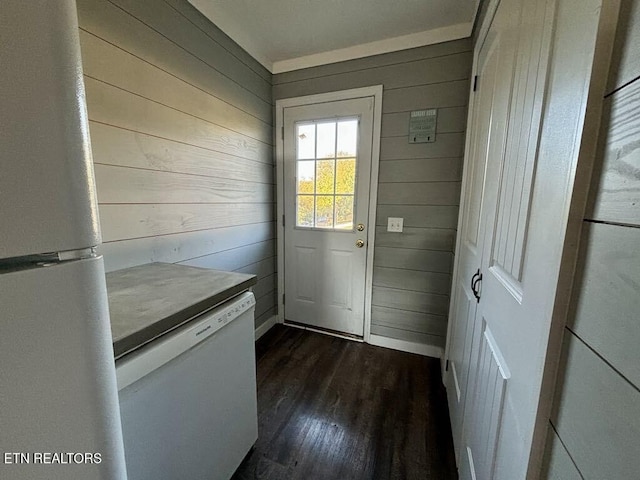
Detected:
left=284, top=320, right=364, bottom=343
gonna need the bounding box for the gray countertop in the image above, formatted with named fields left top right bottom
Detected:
left=106, top=262, right=256, bottom=359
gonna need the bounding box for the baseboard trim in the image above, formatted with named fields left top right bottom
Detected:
left=368, top=334, right=443, bottom=358
left=255, top=315, right=278, bottom=341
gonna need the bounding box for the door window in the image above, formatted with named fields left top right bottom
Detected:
left=295, top=118, right=358, bottom=230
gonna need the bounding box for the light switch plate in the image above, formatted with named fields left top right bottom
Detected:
left=387, top=217, right=403, bottom=232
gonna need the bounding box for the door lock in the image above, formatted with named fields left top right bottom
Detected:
left=357, top=223, right=365, bottom=231
left=356, top=239, right=365, bottom=248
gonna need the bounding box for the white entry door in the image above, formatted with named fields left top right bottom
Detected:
left=282, top=96, right=375, bottom=336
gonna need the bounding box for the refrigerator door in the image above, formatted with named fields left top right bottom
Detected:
left=0, top=0, right=101, bottom=259
left=0, top=257, right=127, bottom=479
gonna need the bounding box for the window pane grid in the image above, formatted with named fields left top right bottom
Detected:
left=295, top=119, right=358, bottom=230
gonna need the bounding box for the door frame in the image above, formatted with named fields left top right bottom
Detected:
left=275, top=86, right=383, bottom=342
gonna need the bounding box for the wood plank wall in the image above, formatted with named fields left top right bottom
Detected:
left=273, top=40, right=472, bottom=349
left=542, top=0, right=640, bottom=477
left=75, top=0, right=276, bottom=330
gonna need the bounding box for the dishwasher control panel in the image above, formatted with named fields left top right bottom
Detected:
left=116, top=291, right=255, bottom=391
left=193, top=292, right=256, bottom=342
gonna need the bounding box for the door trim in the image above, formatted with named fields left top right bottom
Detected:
left=275, top=86, right=383, bottom=342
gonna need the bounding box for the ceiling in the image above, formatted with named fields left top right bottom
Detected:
left=188, top=0, right=480, bottom=74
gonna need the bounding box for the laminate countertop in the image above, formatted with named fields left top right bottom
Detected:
left=106, top=262, right=256, bottom=359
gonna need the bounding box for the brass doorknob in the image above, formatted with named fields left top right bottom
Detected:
left=357, top=223, right=365, bottom=231
left=356, top=239, right=365, bottom=248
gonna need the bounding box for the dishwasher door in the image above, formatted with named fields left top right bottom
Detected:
left=116, top=293, right=257, bottom=480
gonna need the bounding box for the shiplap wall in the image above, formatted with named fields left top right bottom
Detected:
left=274, top=40, right=472, bottom=349
left=75, top=0, right=276, bottom=329
left=542, top=1, right=640, bottom=477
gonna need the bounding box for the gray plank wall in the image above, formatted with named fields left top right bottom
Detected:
left=542, top=0, right=640, bottom=478
left=75, top=0, right=277, bottom=330
left=274, top=40, right=472, bottom=349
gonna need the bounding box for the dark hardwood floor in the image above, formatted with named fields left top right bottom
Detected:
left=232, top=325, right=458, bottom=480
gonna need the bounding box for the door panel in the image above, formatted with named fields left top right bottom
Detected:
left=491, top=0, right=549, bottom=283
left=446, top=0, right=516, bottom=458
left=460, top=447, right=478, bottom=480
left=463, top=321, right=509, bottom=480
left=326, top=249, right=353, bottom=309
left=462, top=38, right=499, bottom=253
left=446, top=281, right=477, bottom=447
left=293, top=246, right=317, bottom=302
left=283, top=97, right=374, bottom=336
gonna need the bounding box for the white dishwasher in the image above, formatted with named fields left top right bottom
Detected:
left=115, top=291, right=257, bottom=480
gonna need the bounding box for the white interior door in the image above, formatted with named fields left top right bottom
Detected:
left=452, top=0, right=542, bottom=477
left=464, top=0, right=611, bottom=476
left=445, top=6, right=517, bottom=461
left=283, top=96, right=375, bottom=336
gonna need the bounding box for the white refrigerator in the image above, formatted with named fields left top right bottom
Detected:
left=0, top=1, right=127, bottom=479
